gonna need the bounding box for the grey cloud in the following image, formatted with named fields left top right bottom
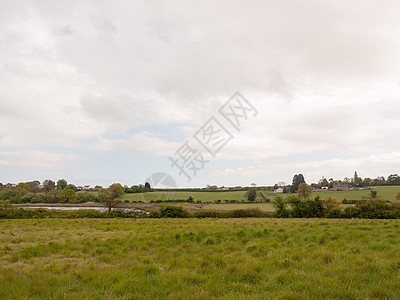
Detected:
left=1, top=0, right=400, bottom=184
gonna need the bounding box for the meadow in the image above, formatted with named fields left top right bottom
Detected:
left=119, top=190, right=249, bottom=203
left=120, top=185, right=400, bottom=203
left=1, top=218, right=400, bottom=299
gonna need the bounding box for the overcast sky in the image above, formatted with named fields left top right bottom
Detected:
left=1, top=0, right=400, bottom=188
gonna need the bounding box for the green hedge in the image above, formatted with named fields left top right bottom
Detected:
left=0, top=208, right=146, bottom=219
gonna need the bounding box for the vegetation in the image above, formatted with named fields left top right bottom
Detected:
left=290, top=174, right=305, bottom=193
left=1, top=218, right=400, bottom=299
left=99, top=183, right=125, bottom=213
left=0, top=208, right=146, bottom=219
left=296, top=182, right=312, bottom=199
left=245, top=186, right=257, bottom=202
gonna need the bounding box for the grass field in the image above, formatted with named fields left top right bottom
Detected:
left=120, top=186, right=400, bottom=203
left=1, top=218, right=400, bottom=299
left=312, top=185, right=400, bottom=202
left=119, top=190, right=249, bottom=203
left=181, top=203, right=276, bottom=212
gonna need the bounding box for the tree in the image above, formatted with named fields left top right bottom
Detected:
left=374, top=176, right=385, bottom=185
left=99, top=183, right=125, bottom=213
left=59, top=189, right=76, bottom=203
left=323, top=197, right=339, bottom=215
left=66, top=184, right=77, bottom=191
left=318, top=177, right=329, bottom=188
left=362, top=178, right=373, bottom=186
left=131, top=185, right=140, bottom=193
left=353, top=171, right=362, bottom=186
left=0, top=200, right=12, bottom=210
left=43, top=180, right=55, bottom=192
left=144, top=182, right=151, bottom=190
left=208, top=185, right=218, bottom=191
left=296, top=183, right=312, bottom=199
left=290, top=174, right=305, bottom=193
left=245, top=187, right=257, bottom=202
left=388, top=174, right=400, bottom=185
left=45, top=189, right=60, bottom=203
left=138, top=184, right=144, bottom=193
left=159, top=205, right=189, bottom=218
left=369, top=190, right=378, bottom=200
left=28, top=181, right=41, bottom=193
left=57, top=179, right=68, bottom=190
left=273, top=196, right=289, bottom=217
left=17, top=182, right=30, bottom=195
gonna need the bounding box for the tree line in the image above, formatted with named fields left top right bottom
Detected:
left=0, top=179, right=151, bottom=211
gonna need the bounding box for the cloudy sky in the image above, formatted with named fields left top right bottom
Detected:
left=1, top=0, right=400, bottom=188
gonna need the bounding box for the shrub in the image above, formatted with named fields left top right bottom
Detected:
left=75, top=192, right=99, bottom=203
left=273, top=196, right=290, bottom=218
left=325, top=208, right=343, bottom=218
left=148, top=210, right=161, bottom=218
left=227, top=208, right=271, bottom=218
left=0, top=190, right=23, bottom=204
left=193, top=210, right=224, bottom=218
left=159, top=206, right=189, bottom=218
left=31, top=194, right=45, bottom=203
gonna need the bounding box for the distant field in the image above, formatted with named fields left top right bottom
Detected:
left=119, top=190, right=248, bottom=203
left=189, top=203, right=276, bottom=212
left=120, top=186, right=400, bottom=203
left=1, top=218, right=400, bottom=299
left=312, top=186, right=400, bottom=202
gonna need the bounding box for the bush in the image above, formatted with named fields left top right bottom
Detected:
left=342, top=199, right=357, bottom=204
left=31, top=195, right=45, bottom=203
left=148, top=210, right=161, bottom=218
left=273, top=196, right=290, bottom=218
left=159, top=206, right=189, bottom=218
left=75, top=192, right=99, bottom=203
left=0, top=207, right=146, bottom=219
left=0, top=190, right=23, bottom=204
left=193, top=210, right=224, bottom=218
left=227, top=208, right=271, bottom=218
left=325, top=208, right=343, bottom=218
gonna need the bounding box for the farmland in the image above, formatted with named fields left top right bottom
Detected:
left=120, top=185, right=400, bottom=203
left=1, top=218, right=400, bottom=299
left=119, top=190, right=249, bottom=203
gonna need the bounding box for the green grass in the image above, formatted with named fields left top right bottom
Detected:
left=120, top=186, right=400, bottom=203
left=119, top=190, right=249, bottom=203
left=189, top=203, right=276, bottom=212
left=1, top=218, right=400, bottom=299
left=312, top=186, right=400, bottom=202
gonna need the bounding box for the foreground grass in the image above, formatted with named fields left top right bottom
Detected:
left=1, top=219, right=400, bottom=299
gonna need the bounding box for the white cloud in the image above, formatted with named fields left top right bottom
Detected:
left=0, top=151, right=81, bottom=170
left=211, top=152, right=400, bottom=185
left=1, top=0, right=400, bottom=184
left=96, top=132, right=181, bottom=157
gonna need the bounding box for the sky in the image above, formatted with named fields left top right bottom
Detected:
left=1, top=0, right=400, bottom=188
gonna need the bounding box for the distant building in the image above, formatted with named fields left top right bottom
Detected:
left=332, top=184, right=350, bottom=191
left=312, top=188, right=329, bottom=192
left=274, top=187, right=284, bottom=193
left=218, top=186, right=229, bottom=191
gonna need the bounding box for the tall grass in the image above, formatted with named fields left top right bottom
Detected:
left=1, top=218, right=400, bottom=299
